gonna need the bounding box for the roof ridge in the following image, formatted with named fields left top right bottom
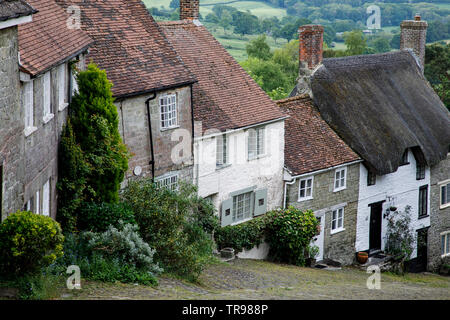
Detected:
left=276, top=94, right=311, bottom=105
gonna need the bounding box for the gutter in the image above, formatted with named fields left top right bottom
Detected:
left=115, top=80, right=197, bottom=101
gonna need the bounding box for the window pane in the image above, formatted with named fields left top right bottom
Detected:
left=447, top=235, right=450, bottom=255
left=442, top=235, right=446, bottom=255
left=446, top=184, right=450, bottom=205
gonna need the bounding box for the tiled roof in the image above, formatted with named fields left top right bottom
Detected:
left=0, top=0, right=36, bottom=22
left=277, top=95, right=360, bottom=176
left=160, top=20, right=286, bottom=134
left=18, top=0, right=92, bottom=76
left=56, top=0, right=196, bottom=98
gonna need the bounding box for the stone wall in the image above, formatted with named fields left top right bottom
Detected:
left=400, top=17, right=427, bottom=73
left=286, top=162, right=360, bottom=265
left=116, top=85, right=194, bottom=184
left=428, top=154, right=450, bottom=272
left=0, top=26, right=24, bottom=220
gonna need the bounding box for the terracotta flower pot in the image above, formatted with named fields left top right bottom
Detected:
left=357, top=251, right=369, bottom=264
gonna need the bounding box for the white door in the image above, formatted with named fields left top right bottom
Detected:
left=312, top=212, right=325, bottom=261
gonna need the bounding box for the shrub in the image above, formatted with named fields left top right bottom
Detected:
left=0, top=211, right=64, bottom=277
left=215, top=215, right=267, bottom=253
left=121, top=179, right=217, bottom=281
left=77, top=202, right=136, bottom=232
left=265, top=207, right=319, bottom=266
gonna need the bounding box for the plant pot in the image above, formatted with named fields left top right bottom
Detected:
left=357, top=251, right=369, bottom=264
left=305, top=257, right=316, bottom=267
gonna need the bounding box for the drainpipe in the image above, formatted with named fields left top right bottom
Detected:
left=145, top=93, right=157, bottom=181
left=283, top=178, right=296, bottom=209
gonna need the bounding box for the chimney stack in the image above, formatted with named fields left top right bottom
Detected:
left=180, top=0, right=199, bottom=21
left=296, top=25, right=324, bottom=96
left=400, top=14, right=427, bottom=73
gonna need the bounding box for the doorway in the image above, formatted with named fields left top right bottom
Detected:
left=312, top=212, right=325, bottom=261
left=415, top=228, right=428, bottom=272
left=369, top=201, right=383, bottom=253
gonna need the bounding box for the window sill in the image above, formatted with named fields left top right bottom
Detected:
left=58, top=103, right=69, bottom=112
left=440, top=203, right=450, bottom=210
left=248, top=154, right=267, bottom=162
left=330, top=227, right=345, bottom=235
left=160, top=125, right=180, bottom=132
left=333, top=186, right=346, bottom=193
left=43, top=113, right=54, bottom=124
left=418, top=214, right=429, bottom=220
left=231, top=217, right=253, bottom=226
left=216, top=163, right=231, bottom=171
left=298, top=197, right=313, bottom=202
left=24, top=126, right=37, bottom=137
left=441, top=253, right=450, bottom=258
left=399, top=162, right=410, bottom=166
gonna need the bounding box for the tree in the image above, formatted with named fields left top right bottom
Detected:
left=232, top=11, right=260, bottom=35
left=241, top=57, right=289, bottom=93
left=425, top=43, right=450, bottom=110
left=246, top=35, right=272, bottom=60
left=57, top=63, right=129, bottom=232
left=344, top=30, right=367, bottom=55
left=371, top=37, right=391, bottom=53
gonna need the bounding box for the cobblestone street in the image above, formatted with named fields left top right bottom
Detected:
left=62, top=259, right=450, bottom=300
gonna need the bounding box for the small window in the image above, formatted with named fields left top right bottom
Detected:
left=298, top=177, right=313, bottom=201
left=58, top=64, right=67, bottom=109
left=418, top=185, right=428, bottom=218
left=416, top=164, right=425, bottom=180
left=331, top=207, right=344, bottom=233
left=440, top=182, right=450, bottom=209
left=42, top=179, right=50, bottom=216
left=156, top=173, right=179, bottom=191
left=232, top=192, right=252, bottom=223
left=400, top=150, right=409, bottom=165
left=367, top=171, right=376, bottom=186
left=23, top=80, right=34, bottom=129
left=442, top=232, right=450, bottom=257
left=160, top=94, right=177, bottom=129
left=43, top=72, right=52, bottom=119
left=334, top=167, right=347, bottom=191
left=35, top=190, right=40, bottom=215
left=216, top=134, right=228, bottom=168
left=248, top=127, right=265, bottom=160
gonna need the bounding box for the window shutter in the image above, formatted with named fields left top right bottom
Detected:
left=221, top=198, right=233, bottom=227
left=253, top=188, right=267, bottom=216
left=42, top=180, right=50, bottom=216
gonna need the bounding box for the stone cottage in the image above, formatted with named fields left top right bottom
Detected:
left=1, top=0, right=92, bottom=220
left=278, top=94, right=361, bottom=265
left=0, top=0, right=35, bottom=221
left=290, top=17, right=450, bottom=271
left=56, top=0, right=197, bottom=188
left=159, top=0, right=287, bottom=259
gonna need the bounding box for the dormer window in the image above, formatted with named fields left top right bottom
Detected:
left=400, top=149, right=409, bottom=165
left=367, top=171, right=376, bottom=186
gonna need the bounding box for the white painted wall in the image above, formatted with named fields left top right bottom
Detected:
left=194, top=120, right=285, bottom=218
left=356, top=150, right=431, bottom=258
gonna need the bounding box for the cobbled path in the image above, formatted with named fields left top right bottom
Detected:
left=62, top=259, right=450, bottom=300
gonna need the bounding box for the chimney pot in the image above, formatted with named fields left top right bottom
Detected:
left=180, top=0, right=199, bottom=21
left=414, top=14, right=421, bottom=21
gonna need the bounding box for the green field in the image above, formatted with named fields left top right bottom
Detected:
left=434, top=2, right=450, bottom=10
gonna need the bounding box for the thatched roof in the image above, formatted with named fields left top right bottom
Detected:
left=0, top=0, right=36, bottom=22
left=310, top=50, right=450, bottom=175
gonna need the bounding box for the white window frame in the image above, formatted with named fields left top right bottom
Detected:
left=248, top=127, right=265, bottom=160
left=334, top=167, right=347, bottom=192
left=232, top=191, right=252, bottom=223
left=439, top=180, right=450, bottom=209
left=42, top=72, right=54, bottom=123
left=331, top=207, right=345, bottom=234
left=298, top=176, right=314, bottom=201
left=58, top=63, right=68, bottom=111
left=42, top=179, right=50, bottom=217
left=156, top=172, right=179, bottom=191
left=23, top=80, right=37, bottom=136
left=441, top=231, right=450, bottom=257
left=159, top=94, right=178, bottom=130
left=216, top=134, right=228, bottom=168
left=35, top=190, right=40, bottom=215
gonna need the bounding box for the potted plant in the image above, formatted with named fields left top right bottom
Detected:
left=305, top=245, right=319, bottom=267
left=357, top=251, right=369, bottom=264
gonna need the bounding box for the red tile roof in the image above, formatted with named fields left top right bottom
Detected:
left=159, top=20, right=286, bottom=134
left=18, top=0, right=92, bottom=76
left=277, top=95, right=360, bottom=176
left=56, top=0, right=196, bottom=98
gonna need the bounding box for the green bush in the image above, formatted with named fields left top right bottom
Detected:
left=0, top=211, right=64, bottom=276
left=215, top=215, right=267, bottom=253
left=77, top=202, right=136, bottom=232
left=265, top=207, right=319, bottom=266
left=121, top=179, right=217, bottom=281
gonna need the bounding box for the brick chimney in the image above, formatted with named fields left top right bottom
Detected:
left=400, top=14, right=427, bottom=73
left=180, top=0, right=199, bottom=20
left=296, top=25, right=324, bottom=96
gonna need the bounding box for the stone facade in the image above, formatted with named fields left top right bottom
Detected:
left=180, top=0, right=199, bottom=20
left=400, top=15, right=427, bottom=73
left=428, top=154, right=450, bottom=272
left=117, top=85, right=194, bottom=185
left=0, top=25, right=24, bottom=221
left=286, top=162, right=360, bottom=265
